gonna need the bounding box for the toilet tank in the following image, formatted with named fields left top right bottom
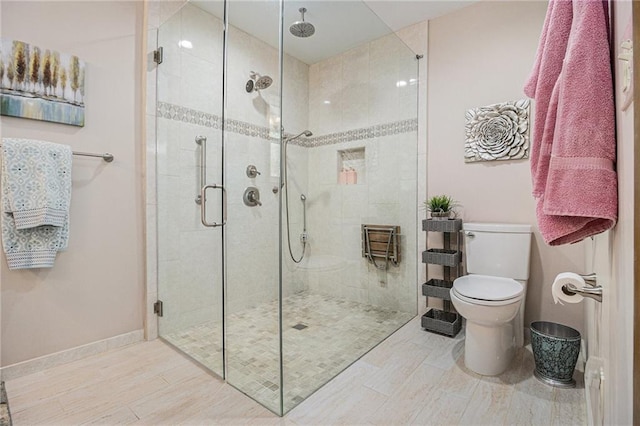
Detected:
left=464, top=222, right=533, bottom=280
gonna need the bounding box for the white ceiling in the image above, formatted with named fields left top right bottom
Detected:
left=363, top=1, right=475, bottom=31
left=191, top=0, right=474, bottom=65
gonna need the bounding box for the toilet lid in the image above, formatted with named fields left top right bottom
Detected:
left=453, top=274, right=523, bottom=301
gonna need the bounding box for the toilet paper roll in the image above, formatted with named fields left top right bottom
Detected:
left=552, top=272, right=585, bottom=305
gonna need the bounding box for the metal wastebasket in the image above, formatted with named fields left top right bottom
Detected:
left=530, top=321, right=581, bottom=388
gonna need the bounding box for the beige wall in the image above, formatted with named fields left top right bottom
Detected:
left=608, top=0, right=634, bottom=422
left=428, top=1, right=586, bottom=333
left=0, top=1, right=144, bottom=366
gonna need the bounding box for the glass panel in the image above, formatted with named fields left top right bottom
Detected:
left=156, top=1, right=225, bottom=377
left=222, top=0, right=284, bottom=415
left=156, top=0, right=418, bottom=416
left=281, top=1, right=419, bottom=414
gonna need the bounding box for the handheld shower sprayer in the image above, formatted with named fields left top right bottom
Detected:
left=284, top=130, right=313, bottom=143
left=283, top=131, right=313, bottom=263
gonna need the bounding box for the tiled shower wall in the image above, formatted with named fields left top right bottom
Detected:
left=303, top=33, right=419, bottom=314
left=154, top=3, right=310, bottom=333
left=148, top=2, right=419, bottom=336
left=224, top=17, right=310, bottom=315
left=155, top=4, right=223, bottom=335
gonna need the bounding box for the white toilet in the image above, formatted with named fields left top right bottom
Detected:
left=450, top=222, right=532, bottom=376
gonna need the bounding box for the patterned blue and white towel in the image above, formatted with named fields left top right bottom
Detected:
left=1, top=139, right=72, bottom=269
left=2, top=139, right=72, bottom=228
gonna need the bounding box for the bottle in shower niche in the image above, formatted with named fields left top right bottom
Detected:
left=338, top=168, right=348, bottom=184
left=346, top=168, right=357, bottom=184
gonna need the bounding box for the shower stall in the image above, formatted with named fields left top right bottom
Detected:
left=150, top=0, right=419, bottom=415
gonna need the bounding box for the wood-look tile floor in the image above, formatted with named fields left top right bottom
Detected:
left=5, top=316, right=586, bottom=425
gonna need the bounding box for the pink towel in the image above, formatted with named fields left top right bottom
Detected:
left=524, top=0, right=573, bottom=199
left=525, top=0, right=617, bottom=245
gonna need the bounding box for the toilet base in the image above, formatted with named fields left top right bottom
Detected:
left=464, top=321, right=516, bottom=376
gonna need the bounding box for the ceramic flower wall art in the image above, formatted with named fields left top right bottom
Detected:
left=464, top=99, right=530, bottom=163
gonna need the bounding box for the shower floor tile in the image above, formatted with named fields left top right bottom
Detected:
left=162, top=292, right=413, bottom=413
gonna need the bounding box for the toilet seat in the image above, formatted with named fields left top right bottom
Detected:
left=451, top=288, right=523, bottom=306
left=452, top=274, right=523, bottom=306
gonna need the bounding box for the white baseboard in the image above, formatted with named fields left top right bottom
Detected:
left=1, top=329, right=144, bottom=381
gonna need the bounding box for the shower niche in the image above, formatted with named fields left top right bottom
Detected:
left=338, top=147, right=365, bottom=185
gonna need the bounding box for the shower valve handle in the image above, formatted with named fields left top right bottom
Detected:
left=244, top=187, right=262, bottom=207
left=246, top=165, right=261, bottom=178
left=248, top=192, right=262, bottom=206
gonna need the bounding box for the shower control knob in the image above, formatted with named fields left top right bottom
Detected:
left=243, top=187, right=262, bottom=207
left=246, top=165, right=261, bottom=178
left=249, top=193, right=262, bottom=206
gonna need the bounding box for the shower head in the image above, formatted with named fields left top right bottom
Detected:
left=290, top=8, right=315, bottom=38
left=300, top=194, right=306, bottom=202
left=254, top=75, right=273, bottom=90
left=246, top=71, right=273, bottom=93
left=284, top=130, right=313, bottom=144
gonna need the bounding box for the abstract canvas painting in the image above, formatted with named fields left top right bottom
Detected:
left=0, top=39, right=85, bottom=127
left=465, top=99, right=530, bottom=163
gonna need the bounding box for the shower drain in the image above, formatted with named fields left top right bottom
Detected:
left=292, top=323, right=308, bottom=330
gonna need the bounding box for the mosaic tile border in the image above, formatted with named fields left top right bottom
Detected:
left=157, top=102, right=417, bottom=147
left=302, top=118, right=418, bottom=148
left=157, top=102, right=222, bottom=129
left=157, top=102, right=277, bottom=141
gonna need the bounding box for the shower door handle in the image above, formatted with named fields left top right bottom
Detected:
left=201, top=184, right=227, bottom=227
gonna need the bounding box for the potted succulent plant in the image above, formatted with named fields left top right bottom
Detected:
left=425, top=195, right=458, bottom=220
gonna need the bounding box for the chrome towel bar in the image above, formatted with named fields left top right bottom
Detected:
left=0, top=144, right=114, bottom=162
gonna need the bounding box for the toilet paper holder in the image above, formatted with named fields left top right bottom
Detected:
left=562, top=273, right=602, bottom=303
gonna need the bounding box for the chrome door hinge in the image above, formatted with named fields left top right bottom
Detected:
left=153, top=47, right=164, bottom=65
left=154, top=300, right=164, bottom=317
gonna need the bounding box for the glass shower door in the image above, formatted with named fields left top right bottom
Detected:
left=151, top=0, right=419, bottom=416
left=280, top=0, right=419, bottom=414
left=223, top=0, right=284, bottom=414
left=155, top=2, right=225, bottom=378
